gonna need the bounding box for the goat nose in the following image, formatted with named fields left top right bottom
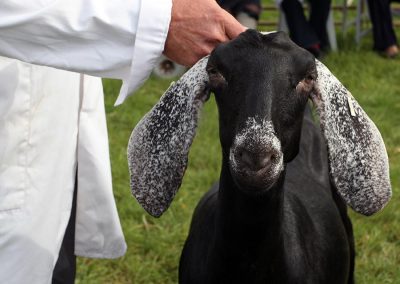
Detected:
left=236, top=147, right=277, bottom=171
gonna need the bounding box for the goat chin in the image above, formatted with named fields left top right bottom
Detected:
left=229, top=164, right=284, bottom=195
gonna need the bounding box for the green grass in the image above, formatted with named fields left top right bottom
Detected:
left=76, top=19, right=400, bottom=284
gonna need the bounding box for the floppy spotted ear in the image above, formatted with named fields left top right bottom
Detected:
left=127, top=57, right=210, bottom=217
left=312, top=60, right=391, bottom=216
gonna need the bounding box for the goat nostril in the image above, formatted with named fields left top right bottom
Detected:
left=237, top=149, right=253, bottom=169
left=259, top=155, right=271, bottom=169
left=236, top=147, right=278, bottom=172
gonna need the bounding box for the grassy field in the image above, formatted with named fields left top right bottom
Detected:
left=76, top=12, right=400, bottom=284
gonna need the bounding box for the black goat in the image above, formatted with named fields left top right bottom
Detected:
left=127, top=30, right=391, bottom=284
left=179, top=31, right=354, bottom=284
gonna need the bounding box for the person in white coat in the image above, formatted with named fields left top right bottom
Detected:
left=0, top=0, right=246, bottom=283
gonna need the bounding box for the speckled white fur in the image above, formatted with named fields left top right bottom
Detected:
left=312, top=60, right=391, bottom=215
left=127, top=57, right=209, bottom=217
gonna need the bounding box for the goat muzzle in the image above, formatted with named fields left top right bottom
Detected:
left=229, top=118, right=284, bottom=192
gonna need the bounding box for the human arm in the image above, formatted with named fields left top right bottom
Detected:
left=0, top=0, right=245, bottom=104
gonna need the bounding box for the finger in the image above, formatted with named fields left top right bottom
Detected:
left=187, top=44, right=213, bottom=67
left=222, top=10, right=247, bottom=40
left=206, top=31, right=229, bottom=46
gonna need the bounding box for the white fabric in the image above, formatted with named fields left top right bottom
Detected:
left=116, top=0, right=172, bottom=105
left=75, top=75, right=126, bottom=258
left=0, top=57, right=126, bottom=284
left=0, top=0, right=172, bottom=105
left=0, top=1, right=173, bottom=282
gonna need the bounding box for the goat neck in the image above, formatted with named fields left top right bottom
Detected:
left=217, top=155, right=286, bottom=241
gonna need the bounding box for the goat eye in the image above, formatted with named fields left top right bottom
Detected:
left=207, top=67, right=218, bottom=75
left=305, top=74, right=316, bottom=84
left=207, top=67, right=227, bottom=91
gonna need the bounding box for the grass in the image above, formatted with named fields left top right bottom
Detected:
left=76, top=12, right=400, bottom=284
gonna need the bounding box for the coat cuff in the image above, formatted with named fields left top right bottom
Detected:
left=115, top=0, right=172, bottom=105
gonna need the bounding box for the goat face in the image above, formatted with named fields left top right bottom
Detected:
left=207, top=30, right=317, bottom=193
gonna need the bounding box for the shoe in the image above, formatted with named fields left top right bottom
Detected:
left=382, top=45, right=399, bottom=58
left=306, top=43, right=321, bottom=59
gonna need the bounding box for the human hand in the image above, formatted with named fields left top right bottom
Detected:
left=163, top=0, right=247, bottom=67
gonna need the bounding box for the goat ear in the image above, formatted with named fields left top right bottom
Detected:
left=312, top=60, right=391, bottom=216
left=127, top=56, right=210, bottom=217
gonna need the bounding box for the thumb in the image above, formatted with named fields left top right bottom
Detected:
left=222, top=11, right=247, bottom=39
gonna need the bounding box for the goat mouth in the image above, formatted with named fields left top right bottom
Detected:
left=230, top=166, right=282, bottom=194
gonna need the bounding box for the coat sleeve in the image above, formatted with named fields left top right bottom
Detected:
left=0, top=0, right=172, bottom=104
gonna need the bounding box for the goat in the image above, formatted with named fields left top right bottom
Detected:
left=127, top=30, right=391, bottom=283
left=179, top=30, right=354, bottom=284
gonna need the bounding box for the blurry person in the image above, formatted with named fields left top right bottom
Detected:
left=367, top=0, right=399, bottom=58
left=279, top=0, right=332, bottom=57
left=218, top=0, right=262, bottom=29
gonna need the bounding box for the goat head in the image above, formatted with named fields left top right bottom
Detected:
left=127, top=30, right=391, bottom=217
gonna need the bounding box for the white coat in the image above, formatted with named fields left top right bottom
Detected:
left=0, top=1, right=172, bottom=283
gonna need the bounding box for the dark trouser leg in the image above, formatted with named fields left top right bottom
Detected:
left=367, top=0, right=398, bottom=50
left=52, top=181, right=77, bottom=284
left=308, top=0, right=332, bottom=49
left=217, top=0, right=261, bottom=20
left=281, top=0, right=319, bottom=48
